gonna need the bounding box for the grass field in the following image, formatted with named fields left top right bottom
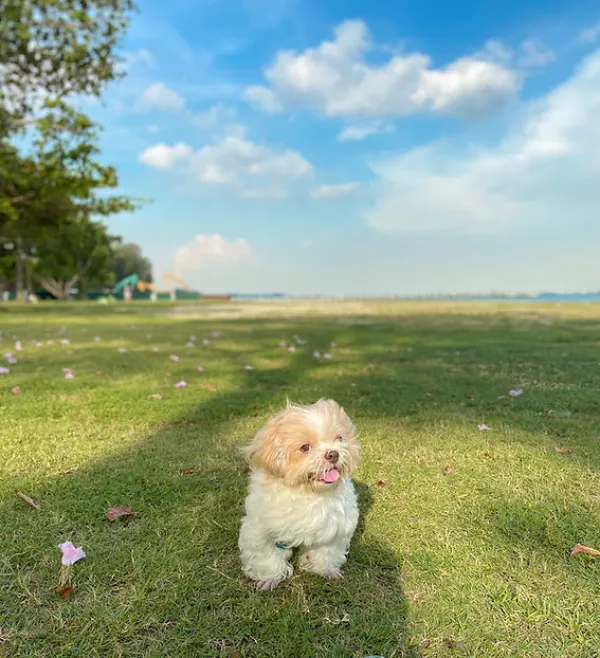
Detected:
left=1, top=300, right=600, bottom=658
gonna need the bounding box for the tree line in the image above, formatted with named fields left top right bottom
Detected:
left=0, top=0, right=151, bottom=299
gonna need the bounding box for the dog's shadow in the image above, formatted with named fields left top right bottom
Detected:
left=268, top=481, right=418, bottom=658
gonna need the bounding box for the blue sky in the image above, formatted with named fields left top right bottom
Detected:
left=88, top=0, right=600, bottom=295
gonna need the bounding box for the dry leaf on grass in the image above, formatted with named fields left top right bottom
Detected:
left=106, top=506, right=139, bottom=521
left=199, top=383, right=217, bottom=392
left=375, top=480, right=386, bottom=487
left=179, top=468, right=196, bottom=475
left=54, top=585, right=73, bottom=600
left=569, top=544, right=600, bottom=557
left=555, top=448, right=571, bottom=455
left=16, top=491, right=42, bottom=511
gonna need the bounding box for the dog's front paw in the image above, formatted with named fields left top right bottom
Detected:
left=255, top=578, right=283, bottom=591
left=324, top=568, right=344, bottom=580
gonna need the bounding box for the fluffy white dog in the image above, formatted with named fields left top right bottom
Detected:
left=238, top=399, right=360, bottom=590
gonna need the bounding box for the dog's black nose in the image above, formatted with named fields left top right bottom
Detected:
left=325, top=450, right=339, bottom=464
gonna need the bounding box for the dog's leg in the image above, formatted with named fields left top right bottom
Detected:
left=239, top=519, right=293, bottom=590
left=298, top=536, right=351, bottom=579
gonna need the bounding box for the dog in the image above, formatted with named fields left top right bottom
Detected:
left=238, top=399, right=360, bottom=590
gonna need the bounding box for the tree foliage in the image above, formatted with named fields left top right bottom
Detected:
left=34, top=218, right=120, bottom=299
left=110, top=242, right=153, bottom=283
left=0, top=0, right=137, bottom=136
left=0, top=0, right=144, bottom=298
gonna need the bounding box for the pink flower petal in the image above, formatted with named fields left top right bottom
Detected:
left=0, top=367, right=10, bottom=375
left=169, top=354, right=180, bottom=361
left=118, top=347, right=127, bottom=353
left=61, top=339, right=70, bottom=345
left=11, top=386, right=21, bottom=394
left=197, top=366, right=204, bottom=372
left=7, top=356, right=17, bottom=364
left=65, top=372, right=74, bottom=379
left=15, top=341, right=23, bottom=351
left=244, top=364, right=254, bottom=371
left=477, top=423, right=490, bottom=431
left=3, top=352, right=13, bottom=359
left=175, top=380, right=187, bottom=388
left=202, top=338, right=210, bottom=345
left=152, top=347, right=159, bottom=352
left=323, top=353, right=332, bottom=359
left=288, top=345, right=296, bottom=352
left=185, top=342, right=194, bottom=348
left=313, top=351, right=321, bottom=359
left=58, top=541, right=86, bottom=566
left=509, top=389, right=524, bottom=397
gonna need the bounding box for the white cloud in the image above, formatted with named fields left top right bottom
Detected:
left=518, top=39, right=556, bottom=68
left=337, top=122, right=394, bottom=142
left=365, top=49, right=600, bottom=234
left=245, top=86, right=282, bottom=113
left=188, top=136, right=312, bottom=195
left=173, top=234, right=252, bottom=277
left=138, top=82, right=185, bottom=112
left=193, top=103, right=237, bottom=130
left=124, top=49, right=155, bottom=71
left=310, top=182, right=359, bottom=199
left=138, top=135, right=311, bottom=197
left=245, top=20, right=520, bottom=121
left=580, top=21, right=600, bottom=43
left=138, top=142, right=192, bottom=169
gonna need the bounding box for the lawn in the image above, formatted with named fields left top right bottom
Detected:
left=1, top=300, right=600, bottom=658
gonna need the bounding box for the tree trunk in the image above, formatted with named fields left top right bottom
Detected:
left=15, top=236, right=24, bottom=301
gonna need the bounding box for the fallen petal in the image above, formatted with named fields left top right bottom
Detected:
left=509, top=389, right=524, bottom=397
left=65, top=372, right=74, bottom=379
left=196, top=365, right=204, bottom=372
left=0, top=367, right=10, bottom=375
left=175, top=380, right=187, bottom=388
left=106, top=506, right=138, bottom=521
left=570, top=544, right=600, bottom=557
left=443, top=465, right=453, bottom=475
left=199, top=383, right=216, bottom=392
left=15, top=341, right=23, bottom=351
left=150, top=394, right=162, bottom=400
left=244, top=365, right=254, bottom=371
left=58, top=541, right=86, bottom=565
left=7, top=356, right=17, bottom=364
left=555, top=447, right=571, bottom=455
left=169, top=354, right=180, bottom=361
left=323, top=353, right=332, bottom=359
left=61, top=339, right=70, bottom=345
left=313, top=351, right=321, bottom=359
left=12, top=386, right=21, bottom=394
left=94, top=336, right=101, bottom=342
left=477, top=424, right=490, bottom=431
left=118, top=347, right=127, bottom=353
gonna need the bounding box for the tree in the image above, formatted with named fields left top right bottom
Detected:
left=0, top=0, right=137, bottom=137
left=33, top=217, right=119, bottom=299
left=0, top=103, right=142, bottom=298
left=110, top=242, right=153, bottom=283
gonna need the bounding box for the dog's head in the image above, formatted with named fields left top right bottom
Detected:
left=246, top=399, right=360, bottom=490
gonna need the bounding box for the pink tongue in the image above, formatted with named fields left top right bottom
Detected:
left=322, top=469, right=340, bottom=483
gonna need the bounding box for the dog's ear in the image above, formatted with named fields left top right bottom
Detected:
left=247, top=419, right=285, bottom=477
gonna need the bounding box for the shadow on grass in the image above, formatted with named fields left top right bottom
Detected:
left=1, top=337, right=418, bottom=658
left=4, top=306, right=600, bottom=656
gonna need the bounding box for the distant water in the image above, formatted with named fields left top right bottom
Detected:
left=230, top=293, right=600, bottom=302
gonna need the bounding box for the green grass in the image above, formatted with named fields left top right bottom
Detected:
left=1, top=300, right=600, bottom=657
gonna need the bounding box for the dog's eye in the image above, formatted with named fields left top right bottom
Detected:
left=335, top=435, right=344, bottom=442
left=299, top=444, right=311, bottom=453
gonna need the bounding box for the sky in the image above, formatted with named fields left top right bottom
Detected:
left=87, top=0, right=600, bottom=296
